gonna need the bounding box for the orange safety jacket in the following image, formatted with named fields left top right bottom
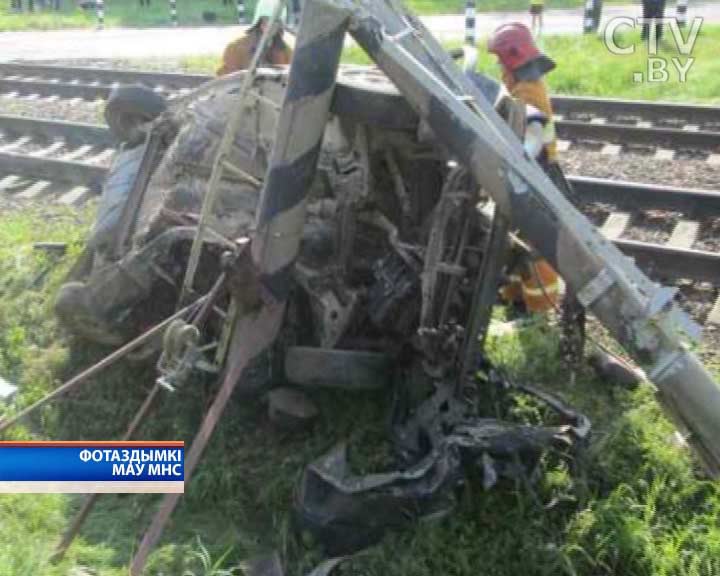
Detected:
left=217, top=31, right=292, bottom=76
left=508, top=78, right=558, bottom=163
left=500, top=258, right=561, bottom=313
left=500, top=78, right=561, bottom=313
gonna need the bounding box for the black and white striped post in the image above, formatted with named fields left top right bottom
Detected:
left=169, top=0, right=178, bottom=26
left=252, top=1, right=348, bottom=298
left=236, top=0, right=245, bottom=23
left=676, top=0, right=688, bottom=28
left=582, top=0, right=602, bottom=33
left=127, top=4, right=349, bottom=574
left=464, top=0, right=476, bottom=46
left=96, top=0, right=104, bottom=30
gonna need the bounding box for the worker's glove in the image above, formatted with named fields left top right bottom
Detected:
left=524, top=120, right=545, bottom=159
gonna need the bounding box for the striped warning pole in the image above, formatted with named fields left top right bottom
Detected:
left=169, top=0, right=178, bottom=26
left=252, top=0, right=348, bottom=299
left=96, top=0, right=104, bottom=30
left=676, top=0, right=688, bottom=28
left=582, top=0, right=602, bottom=33
left=127, top=5, right=349, bottom=574
left=583, top=0, right=594, bottom=32
left=464, top=0, right=476, bottom=46
left=236, top=0, right=245, bottom=23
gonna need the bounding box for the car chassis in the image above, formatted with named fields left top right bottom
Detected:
left=46, top=0, right=720, bottom=572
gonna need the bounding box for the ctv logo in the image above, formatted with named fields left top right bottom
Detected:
left=603, top=17, right=702, bottom=83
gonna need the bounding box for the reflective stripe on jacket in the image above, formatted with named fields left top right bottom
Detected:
left=500, top=258, right=560, bottom=313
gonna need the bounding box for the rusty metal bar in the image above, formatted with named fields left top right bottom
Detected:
left=128, top=2, right=349, bottom=572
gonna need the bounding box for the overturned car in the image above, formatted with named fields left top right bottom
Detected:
left=53, top=0, right=720, bottom=567
left=55, top=63, right=591, bottom=550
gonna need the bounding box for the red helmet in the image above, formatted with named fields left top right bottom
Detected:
left=487, top=22, right=541, bottom=72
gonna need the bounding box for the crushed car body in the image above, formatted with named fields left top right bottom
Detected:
left=51, top=0, right=720, bottom=570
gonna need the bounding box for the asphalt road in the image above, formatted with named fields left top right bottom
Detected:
left=0, top=2, right=717, bottom=61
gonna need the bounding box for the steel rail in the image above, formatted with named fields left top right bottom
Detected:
left=0, top=151, right=107, bottom=190
left=0, top=114, right=113, bottom=147
left=1, top=65, right=719, bottom=152
left=0, top=62, right=209, bottom=91
left=556, top=119, right=720, bottom=152
left=2, top=64, right=720, bottom=130
left=568, top=175, right=720, bottom=212
left=614, top=239, right=720, bottom=284
left=0, top=113, right=716, bottom=286
left=0, top=78, right=113, bottom=100
left=553, top=95, right=720, bottom=128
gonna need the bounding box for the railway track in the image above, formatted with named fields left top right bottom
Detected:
left=0, top=71, right=718, bottom=325
left=571, top=175, right=720, bottom=325
left=0, top=63, right=719, bottom=157
left=0, top=115, right=112, bottom=205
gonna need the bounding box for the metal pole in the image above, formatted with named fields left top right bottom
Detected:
left=464, top=0, right=475, bottom=46
left=52, top=274, right=226, bottom=562
left=51, top=383, right=161, bottom=562
left=170, top=0, right=177, bottom=26
left=236, top=0, right=245, bottom=23
left=676, top=0, right=687, bottom=27
left=96, top=0, right=104, bottom=30
left=345, top=0, right=720, bottom=476
left=129, top=3, right=348, bottom=573
left=179, top=0, right=286, bottom=304
left=251, top=4, right=347, bottom=297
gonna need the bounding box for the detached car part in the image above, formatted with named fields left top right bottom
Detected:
left=53, top=0, right=720, bottom=570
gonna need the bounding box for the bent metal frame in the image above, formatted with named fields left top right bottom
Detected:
left=126, top=0, right=720, bottom=572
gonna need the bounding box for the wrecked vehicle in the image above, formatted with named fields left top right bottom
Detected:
left=55, top=62, right=589, bottom=556
left=51, top=0, right=720, bottom=571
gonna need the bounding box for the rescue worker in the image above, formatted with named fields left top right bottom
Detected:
left=487, top=23, right=585, bottom=356
left=487, top=22, right=563, bottom=315
left=216, top=0, right=293, bottom=76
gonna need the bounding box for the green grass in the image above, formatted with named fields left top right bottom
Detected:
left=0, top=0, right=93, bottom=30
left=1, top=200, right=720, bottom=576
left=404, top=0, right=605, bottom=15
left=527, top=25, right=720, bottom=103
left=1, top=25, right=720, bottom=572
left=0, top=0, right=622, bottom=30
left=461, top=24, right=720, bottom=103
left=0, top=0, right=248, bottom=31
left=175, top=24, right=720, bottom=104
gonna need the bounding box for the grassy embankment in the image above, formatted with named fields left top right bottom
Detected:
left=0, top=0, right=240, bottom=30
left=1, top=205, right=719, bottom=576
left=0, top=24, right=719, bottom=576
left=0, top=0, right=619, bottom=30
